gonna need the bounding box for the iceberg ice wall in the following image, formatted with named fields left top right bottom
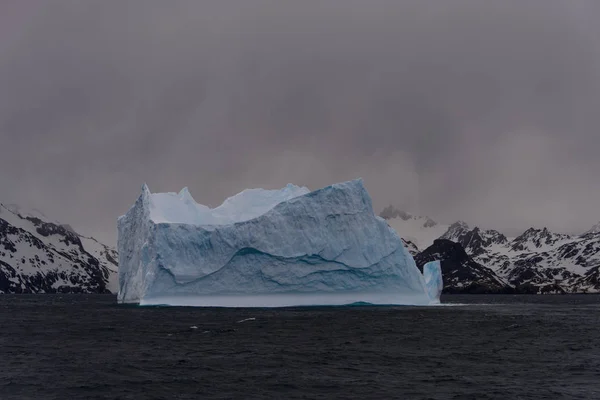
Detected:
left=423, top=261, right=443, bottom=304
left=117, top=179, right=441, bottom=306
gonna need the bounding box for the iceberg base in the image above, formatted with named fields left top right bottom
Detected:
left=137, top=292, right=438, bottom=307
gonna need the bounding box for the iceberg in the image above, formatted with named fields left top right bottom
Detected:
left=423, top=261, right=443, bottom=304
left=117, top=179, right=442, bottom=306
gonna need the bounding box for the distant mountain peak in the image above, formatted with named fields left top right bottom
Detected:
left=423, top=217, right=437, bottom=228
left=379, top=206, right=439, bottom=228
left=509, top=226, right=571, bottom=252
left=450, top=220, right=469, bottom=229
left=585, top=222, right=600, bottom=235
left=1, top=203, right=54, bottom=223
left=441, top=221, right=470, bottom=240
left=379, top=205, right=412, bottom=221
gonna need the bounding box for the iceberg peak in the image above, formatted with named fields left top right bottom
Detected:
left=178, top=186, right=191, bottom=197
left=141, top=183, right=151, bottom=197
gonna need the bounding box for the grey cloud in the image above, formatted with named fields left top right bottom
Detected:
left=1, top=0, right=600, bottom=243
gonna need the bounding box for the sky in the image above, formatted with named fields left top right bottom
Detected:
left=1, top=0, right=600, bottom=245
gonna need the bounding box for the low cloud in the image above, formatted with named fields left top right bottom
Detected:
left=1, top=0, right=599, bottom=243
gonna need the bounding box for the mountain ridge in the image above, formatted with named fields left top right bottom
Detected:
left=381, top=205, right=600, bottom=294
left=0, top=203, right=118, bottom=294
left=2, top=200, right=599, bottom=295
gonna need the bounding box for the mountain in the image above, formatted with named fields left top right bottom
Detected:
left=380, top=206, right=449, bottom=253
left=0, top=203, right=118, bottom=294
left=3, top=197, right=598, bottom=295
left=441, top=222, right=508, bottom=256
left=414, top=239, right=511, bottom=294
left=382, top=208, right=600, bottom=294
left=585, top=222, right=600, bottom=235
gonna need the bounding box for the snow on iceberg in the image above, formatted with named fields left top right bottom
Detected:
left=117, top=179, right=442, bottom=306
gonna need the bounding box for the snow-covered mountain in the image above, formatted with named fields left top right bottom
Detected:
left=3, top=197, right=598, bottom=295
left=0, top=203, right=118, bottom=294
left=585, top=222, right=600, bottom=235
left=381, top=206, right=600, bottom=294
left=414, top=239, right=511, bottom=294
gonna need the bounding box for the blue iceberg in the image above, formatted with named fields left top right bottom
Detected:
left=423, top=261, right=443, bottom=304
left=117, top=179, right=442, bottom=306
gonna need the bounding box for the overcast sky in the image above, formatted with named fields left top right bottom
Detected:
left=1, top=0, right=600, bottom=244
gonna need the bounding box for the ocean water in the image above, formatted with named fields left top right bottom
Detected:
left=1, top=294, right=599, bottom=399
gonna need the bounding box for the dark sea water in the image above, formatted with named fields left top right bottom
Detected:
left=1, top=294, right=599, bottom=400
